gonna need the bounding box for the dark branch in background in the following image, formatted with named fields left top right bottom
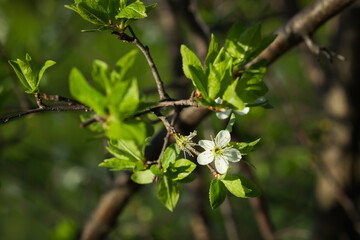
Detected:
left=246, top=0, right=357, bottom=68
left=112, top=28, right=171, bottom=101
left=302, top=34, right=345, bottom=62
left=79, top=0, right=357, bottom=239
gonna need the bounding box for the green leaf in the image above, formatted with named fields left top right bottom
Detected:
left=145, top=3, right=157, bottom=13
left=205, top=34, right=219, bottom=70
left=99, top=157, right=136, bottom=171
left=92, top=59, right=110, bottom=94
left=37, top=60, right=56, bottom=89
left=167, top=159, right=196, bottom=181
left=230, top=138, right=260, bottom=156
left=161, top=144, right=178, bottom=170
left=221, top=174, right=260, bottom=198
left=81, top=26, right=117, bottom=32
left=221, top=174, right=245, bottom=197
left=107, top=139, right=143, bottom=162
left=8, top=60, right=31, bottom=91
left=131, top=169, right=154, bottom=184
left=209, top=179, right=227, bottom=209
left=105, top=117, right=151, bottom=144
left=237, top=60, right=268, bottom=102
left=222, top=78, right=246, bottom=110
left=68, top=2, right=107, bottom=25
left=150, top=164, right=163, bottom=176
left=69, top=68, right=107, bottom=115
left=157, top=176, right=179, bottom=212
left=207, top=49, right=233, bottom=100
left=180, top=45, right=208, bottom=97
left=176, top=174, right=196, bottom=183
left=226, top=23, right=262, bottom=64
left=115, top=50, right=138, bottom=83
left=225, top=113, right=236, bottom=133
left=188, top=65, right=208, bottom=99
left=17, top=54, right=37, bottom=91
left=117, top=77, right=139, bottom=118
left=116, top=1, right=147, bottom=19
left=134, top=160, right=145, bottom=171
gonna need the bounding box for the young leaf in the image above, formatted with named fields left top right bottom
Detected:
left=157, top=176, right=179, bottom=212
left=8, top=60, right=31, bottom=91
left=150, top=164, right=163, bottom=176
left=69, top=68, right=107, bottom=115
left=167, top=159, right=196, bottom=181
left=37, top=60, right=56, bottom=89
left=92, top=59, right=110, bottom=94
left=209, top=179, right=227, bottom=209
left=221, top=174, right=261, bottom=198
left=131, top=169, right=154, bottom=184
left=105, top=117, right=151, bottom=144
left=180, top=45, right=204, bottom=80
left=17, top=55, right=37, bottom=91
left=161, top=144, right=178, bottom=170
left=99, top=157, right=136, bottom=171
left=116, top=1, right=147, bottom=19
left=205, top=34, right=219, bottom=70
left=225, top=113, right=236, bottom=133
left=145, top=3, right=157, bottom=13
left=222, top=78, right=246, bottom=111
left=220, top=174, right=245, bottom=197
left=230, top=138, right=260, bottom=156
left=237, top=60, right=268, bottom=103
left=115, top=50, right=138, bottom=83
left=117, top=77, right=139, bottom=118
left=107, top=139, right=143, bottom=162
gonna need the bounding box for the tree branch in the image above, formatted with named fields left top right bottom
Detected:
left=246, top=0, right=357, bottom=68
left=113, top=29, right=171, bottom=101
left=0, top=104, right=90, bottom=124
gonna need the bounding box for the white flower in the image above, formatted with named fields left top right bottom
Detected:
left=214, top=97, right=250, bottom=120
left=175, top=131, right=197, bottom=158
left=197, top=130, right=242, bottom=174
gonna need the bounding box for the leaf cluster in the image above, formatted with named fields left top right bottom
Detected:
left=65, top=0, right=156, bottom=32
left=181, top=23, right=275, bottom=113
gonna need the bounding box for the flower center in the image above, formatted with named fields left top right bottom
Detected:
left=213, top=146, right=223, bottom=155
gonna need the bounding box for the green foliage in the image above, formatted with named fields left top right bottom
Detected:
left=131, top=169, right=154, bottom=184
left=8, top=53, right=56, bottom=93
left=161, top=144, right=178, bottom=170
left=157, top=175, right=179, bottom=212
left=181, top=23, right=274, bottom=113
left=65, top=0, right=157, bottom=31
left=209, top=179, right=227, bottom=209
left=220, top=174, right=261, bottom=198
left=231, top=138, right=261, bottom=156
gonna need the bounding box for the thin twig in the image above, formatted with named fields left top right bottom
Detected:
left=113, top=29, right=170, bottom=101
left=42, top=93, right=81, bottom=105
left=0, top=104, right=91, bottom=124
left=302, top=35, right=345, bottom=62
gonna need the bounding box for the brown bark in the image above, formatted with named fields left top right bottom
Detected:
left=314, top=3, right=360, bottom=239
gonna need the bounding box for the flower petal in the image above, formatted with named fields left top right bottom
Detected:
left=215, top=130, right=231, bottom=148
left=214, top=156, right=229, bottom=174
left=235, top=107, right=250, bottom=116
left=197, top=151, right=215, bottom=165
left=199, top=140, right=215, bottom=151
left=216, top=109, right=232, bottom=120
left=222, top=148, right=242, bottom=162
left=214, top=97, right=223, bottom=104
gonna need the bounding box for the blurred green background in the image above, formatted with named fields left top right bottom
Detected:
left=0, top=0, right=353, bottom=239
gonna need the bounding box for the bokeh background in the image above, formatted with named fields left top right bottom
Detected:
left=0, top=0, right=359, bottom=239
